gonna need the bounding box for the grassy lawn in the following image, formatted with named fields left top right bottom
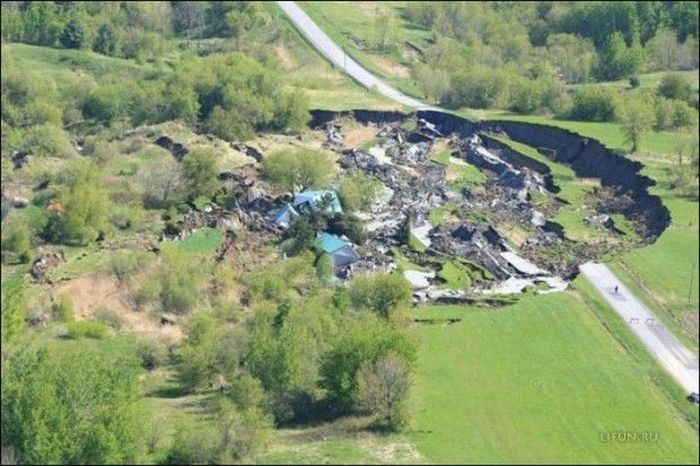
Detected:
left=411, top=285, right=699, bottom=464
left=567, top=70, right=700, bottom=92
left=480, top=111, right=695, bottom=156
left=254, top=416, right=423, bottom=464
left=173, top=227, right=224, bottom=254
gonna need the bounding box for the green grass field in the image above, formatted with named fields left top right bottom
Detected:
left=174, top=227, right=224, bottom=254
left=411, top=287, right=699, bottom=464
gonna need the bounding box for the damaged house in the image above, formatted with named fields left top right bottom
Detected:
left=271, top=203, right=299, bottom=229
left=315, top=233, right=360, bottom=269
left=293, top=189, right=343, bottom=215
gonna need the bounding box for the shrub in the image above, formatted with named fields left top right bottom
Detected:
left=53, top=294, right=75, bottom=324
left=629, top=75, right=640, bottom=88
left=327, top=214, right=368, bottom=245
left=671, top=99, right=696, bottom=129
left=354, top=352, right=413, bottom=431
left=1, top=215, right=31, bottom=264
left=94, top=306, right=123, bottom=330
left=658, top=73, right=693, bottom=102
left=107, top=250, right=149, bottom=284
left=137, top=337, right=169, bottom=370
left=569, top=86, right=617, bottom=121
left=66, top=320, right=108, bottom=339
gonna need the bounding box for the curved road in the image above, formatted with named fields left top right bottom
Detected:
left=276, top=1, right=436, bottom=110
left=279, top=1, right=700, bottom=395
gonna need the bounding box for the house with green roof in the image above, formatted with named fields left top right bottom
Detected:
left=315, top=233, right=359, bottom=269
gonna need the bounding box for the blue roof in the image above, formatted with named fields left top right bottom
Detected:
left=315, top=233, right=347, bottom=253
left=272, top=203, right=298, bottom=224
left=293, top=190, right=343, bottom=214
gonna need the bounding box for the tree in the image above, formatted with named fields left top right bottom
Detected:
left=569, top=86, right=617, bottom=122
left=1, top=342, right=144, bottom=464
left=177, top=311, right=249, bottom=392
left=347, top=273, right=412, bottom=318
left=262, top=148, right=337, bottom=195
left=137, top=150, right=184, bottom=206
left=396, top=214, right=411, bottom=245
left=658, top=73, right=693, bottom=102
left=619, top=98, right=654, bottom=153
left=328, top=214, right=368, bottom=245
left=355, top=352, right=413, bottom=430
left=597, top=32, right=634, bottom=80
left=182, top=148, right=220, bottom=200
left=338, top=172, right=382, bottom=213
left=44, top=158, right=110, bottom=245
left=93, top=23, right=119, bottom=55
left=1, top=215, right=31, bottom=263
left=546, top=33, right=597, bottom=84
left=375, top=10, right=393, bottom=52
left=0, top=273, right=26, bottom=343
left=217, top=399, right=272, bottom=463
left=647, top=28, right=695, bottom=71
left=172, top=1, right=207, bottom=40
left=319, top=314, right=416, bottom=414
left=60, top=16, right=87, bottom=49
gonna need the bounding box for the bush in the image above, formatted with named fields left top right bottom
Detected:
left=137, top=337, right=169, bottom=370
left=164, top=422, right=220, bottom=465
left=629, top=75, right=640, bottom=88
left=327, top=214, right=368, bottom=245
left=568, top=86, right=617, bottom=121
left=354, top=352, right=413, bottom=431
left=658, top=73, right=693, bottom=102
left=347, top=273, right=412, bottom=318
left=1, top=215, right=31, bottom=264
left=53, top=294, right=75, bottom=324
left=66, top=320, right=109, bottom=339
left=107, top=250, right=149, bottom=284
left=94, top=306, right=123, bottom=330
left=671, top=99, right=697, bottom=129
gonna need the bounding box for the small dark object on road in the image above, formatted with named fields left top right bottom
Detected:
left=614, top=285, right=619, bottom=294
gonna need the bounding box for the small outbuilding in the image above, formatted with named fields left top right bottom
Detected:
left=293, top=190, right=343, bottom=215
left=271, top=203, right=299, bottom=228
left=315, top=233, right=359, bottom=268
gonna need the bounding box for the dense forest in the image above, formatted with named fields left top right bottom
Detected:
left=406, top=1, right=698, bottom=121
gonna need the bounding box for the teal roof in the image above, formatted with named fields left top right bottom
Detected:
left=272, top=203, right=298, bottom=224
left=315, top=233, right=347, bottom=253
left=293, top=190, right=343, bottom=214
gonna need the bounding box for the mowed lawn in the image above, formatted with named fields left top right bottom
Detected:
left=411, top=292, right=699, bottom=464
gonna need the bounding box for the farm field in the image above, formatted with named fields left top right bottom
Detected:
left=411, top=285, right=699, bottom=464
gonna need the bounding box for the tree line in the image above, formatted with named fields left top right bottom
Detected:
left=405, top=1, right=698, bottom=116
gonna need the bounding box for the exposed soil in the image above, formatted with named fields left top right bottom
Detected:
left=274, top=44, right=295, bottom=70
left=56, top=275, right=183, bottom=342
left=372, top=56, right=411, bottom=79
left=343, top=123, right=378, bottom=148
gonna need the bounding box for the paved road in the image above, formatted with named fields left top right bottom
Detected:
left=580, top=262, right=699, bottom=394
left=276, top=1, right=436, bottom=110
left=280, top=1, right=700, bottom=396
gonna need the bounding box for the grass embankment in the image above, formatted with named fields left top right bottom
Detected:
left=412, top=282, right=699, bottom=464
left=299, top=1, right=429, bottom=100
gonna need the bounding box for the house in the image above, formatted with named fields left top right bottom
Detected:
left=271, top=203, right=299, bottom=228
left=293, top=190, right=343, bottom=215
left=315, top=233, right=359, bottom=268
